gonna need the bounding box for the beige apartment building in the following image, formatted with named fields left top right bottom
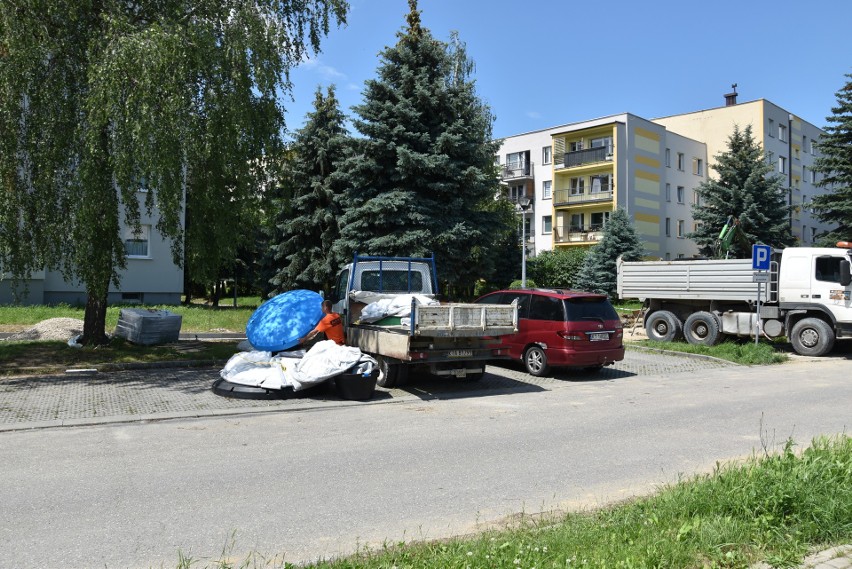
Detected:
left=496, top=92, right=831, bottom=259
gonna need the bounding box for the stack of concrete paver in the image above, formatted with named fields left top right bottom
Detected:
left=114, top=308, right=182, bottom=345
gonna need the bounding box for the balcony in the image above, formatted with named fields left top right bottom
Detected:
left=553, top=187, right=613, bottom=207
left=501, top=162, right=534, bottom=181
left=553, top=225, right=605, bottom=245
left=560, top=146, right=612, bottom=169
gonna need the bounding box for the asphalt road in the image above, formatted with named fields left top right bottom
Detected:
left=1, top=353, right=850, bottom=569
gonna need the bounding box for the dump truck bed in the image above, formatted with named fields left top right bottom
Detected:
left=617, top=257, right=763, bottom=302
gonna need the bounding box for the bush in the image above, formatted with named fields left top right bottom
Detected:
left=528, top=248, right=588, bottom=289
left=508, top=279, right=537, bottom=289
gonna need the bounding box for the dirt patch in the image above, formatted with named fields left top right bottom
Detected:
left=2, top=318, right=83, bottom=342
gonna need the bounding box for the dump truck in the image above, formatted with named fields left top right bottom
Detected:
left=329, top=254, right=518, bottom=386
left=616, top=244, right=852, bottom=356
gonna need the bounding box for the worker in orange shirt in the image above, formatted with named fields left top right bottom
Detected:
left=299, top=300, right=345, bottom=346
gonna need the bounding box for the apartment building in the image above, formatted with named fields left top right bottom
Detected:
left=0, top=191, right=183, bottom=305
left=496, top=93, right=831, bottom=259
left=653, top=93, right=831, bottom=245
left=497, top=114, right=706, bottom=259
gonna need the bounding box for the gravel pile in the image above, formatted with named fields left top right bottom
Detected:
left=3, top=318, right=84, bottom=342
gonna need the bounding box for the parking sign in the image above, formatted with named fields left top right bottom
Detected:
left=752, top=244, right=771, bottom=271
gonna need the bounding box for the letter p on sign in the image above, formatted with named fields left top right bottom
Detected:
left=752, top=244, right=771, bottom=271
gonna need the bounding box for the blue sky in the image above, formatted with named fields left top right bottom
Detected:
left=284, top=0, right=852, bottom=140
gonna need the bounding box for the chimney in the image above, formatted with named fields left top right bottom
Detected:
left=724, top=83, right=738, bottom=106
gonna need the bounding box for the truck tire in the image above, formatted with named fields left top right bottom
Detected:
left=524, top=345, right=550, bottom=376
left=645, top=310, right=683, bottom=342
left=683, top=311, right=722, bottom=346
left=376, top=356, right=408, bottom=388
left=790, top=318, right=835, bottom=357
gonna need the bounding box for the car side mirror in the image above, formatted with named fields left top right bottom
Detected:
left=840, top=260, right=852, bottom=287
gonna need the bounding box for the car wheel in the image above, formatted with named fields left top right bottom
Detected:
left=376, top=356, right=408, bottom=388
left=524, top=345, right=550, bottom=376
left=790, top=318, right=834, bottom=357
left=644, top=310, right=683, bottom=342
left=683, top=311, right=722, bottom=346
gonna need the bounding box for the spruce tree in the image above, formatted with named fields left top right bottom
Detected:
left=688, top=125, right=794, bottom=258
left=811, top=74, right=852, bottom=244
left=333, top=1, right=503, bottom=289
left=269, top=86, right=350, bottom=295
left=573, top=208, right=644, bottom=299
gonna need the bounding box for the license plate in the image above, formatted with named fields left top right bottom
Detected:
left=447, top=350, right=473, bottom=358
left=588, top=332, right=609, bottom=342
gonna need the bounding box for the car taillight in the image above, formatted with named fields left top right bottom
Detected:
left=557, top=331, right=583, bottom=341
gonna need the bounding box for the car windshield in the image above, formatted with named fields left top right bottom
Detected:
left=564, top=297, right=618, bottom=322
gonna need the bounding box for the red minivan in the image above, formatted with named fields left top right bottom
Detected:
left=474, top=289, right=625, bottom=376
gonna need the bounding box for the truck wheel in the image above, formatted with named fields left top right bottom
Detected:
left=644, top=310, right=683, bottom=342
left=683, top=312, right=722, bottom=346
left=790, top=318, right=835, bottom=357
left=524, top=345, right=550, bottom=376
left=376, top=356, right=408, bottom=388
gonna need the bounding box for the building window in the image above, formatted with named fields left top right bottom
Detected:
left=569, top=140, right=584, bottom=152
left=811, top=227, right=817, bottom=242
left=811, top=169, right=817, bottom=183
left=768, top=118, right=775, bottom=137
left=590, top=136, right=613, bottom=153
left=677, top=220, right=684, bottom=238
left=570, top=213, right=584, bottom=231
left=778, top=124, right=787, bottom=142
left=665, top=148, right=671, bottom=167
left=665, top=183, right=671, bottom=202
left=509, top=184, right=526, bottom=202
left=767, top=150, right=774, bottom=164
left=802, top=165, right=807, bottom=182
left=677, top=253, right=685, bottom=259
left=665, top=217, right=671, bottom=237
left=779, top=155, right=787, bottom=174
left=542, top=215, right=552, bottom=235
left=590, top=174, right=611, bottom=193
left=692, top=158, right=703, bottom=176
left=590, top=211, right=610, bottom=230
left=124, top=224, right=150, bottom=257
left=542, top=146, right=552, bottom=165
left=803, top=136, right=809, bottom=153
left=677, top=152, right=685, bottom=171
left=569, top=177, right=585, bottom=195
left=542, top=180, right=552, bottom=199
left=677, top=186, right=685, bottom=203
left=693, top=192, right=701, bottom=206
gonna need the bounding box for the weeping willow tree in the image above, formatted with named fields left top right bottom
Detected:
left=0, top=0, right=347, bottom=344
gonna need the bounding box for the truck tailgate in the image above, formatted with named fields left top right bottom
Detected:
left=414, top=303, right=517, bottom=337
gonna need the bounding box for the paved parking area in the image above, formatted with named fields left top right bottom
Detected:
left=0, top=347, right=737, bottom=431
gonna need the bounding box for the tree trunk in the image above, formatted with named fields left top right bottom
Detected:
left=81, top=285, right=110, bottom=345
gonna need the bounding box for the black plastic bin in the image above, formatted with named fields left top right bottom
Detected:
left=334, top=369, right=379, bottom=401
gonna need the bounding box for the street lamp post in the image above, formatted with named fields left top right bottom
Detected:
left=518, top=196, right=532, bottom=288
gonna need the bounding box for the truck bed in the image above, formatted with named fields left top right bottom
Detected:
left=617, top=257, right=764, bottom=302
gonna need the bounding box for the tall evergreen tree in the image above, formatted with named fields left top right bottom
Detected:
left=0, top=1, right=347, bottom=344
left=811, top=74, right=852, bottom=244
left=573, top=208, right=644, bottom=299
left=333, top=1, right=503, bottom=289
left=688, top=125, right=794, bottom=258
left=269, top=86, right=350, bottom=295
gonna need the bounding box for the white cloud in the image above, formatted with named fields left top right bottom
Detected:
left=299, top=57, right=346, bottom=81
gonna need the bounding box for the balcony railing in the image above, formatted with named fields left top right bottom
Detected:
left=501, top=162, right=534, bottom=180
left=560, top=146, right=612, bottom=168
left=553, top=225, right=605, bottom=244
left=553, top=188, right=613, bottom=206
